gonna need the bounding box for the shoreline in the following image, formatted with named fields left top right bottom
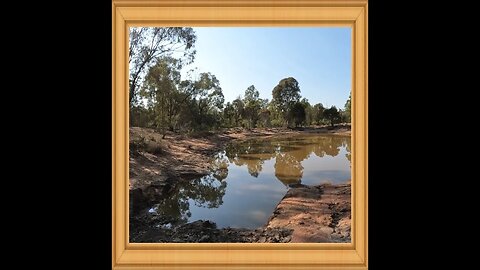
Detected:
left=129, top=125, right=350, bottom=190
left=129, top=125, right=351, bottom=243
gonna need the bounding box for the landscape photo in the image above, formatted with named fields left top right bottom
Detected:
left=128, top=27, right=352, bottom=243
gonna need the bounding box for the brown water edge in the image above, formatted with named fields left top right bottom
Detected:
left=129, top=125, right=351, bottom=243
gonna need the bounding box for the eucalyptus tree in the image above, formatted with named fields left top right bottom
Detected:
left=141, top=57, right=183, bottom=136
left=129, top=27, right=197, bottom=106
left=271, top=77, right=301, bottom=125
left=323, top=106, right=341, bottom=127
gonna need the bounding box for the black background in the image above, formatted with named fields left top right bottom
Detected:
left=24, top=0, right=418, bottom=268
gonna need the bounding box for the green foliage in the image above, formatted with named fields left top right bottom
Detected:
left=158, top=72, right=224, bottom=132
left=232, top=97, right=245, bottom=127
left=189, top=72, right=224, bottom=130
left=130, top=105, right=153, bottom=127
left=129, top=27, right=197, bottom=108
left=129, top=28, right=353, bottom=133
left=270, top=118, right=284, bottom=127
left=313, top=103, right=325, bottom=125
left=142, top=57, right=183, bottom=135
left=135, top=57, right=224, bottom=132
left=300, top=98, right=313, bottom=126
left=344, top=93, right=351, bottom=123
left=287, top=102, right=306, bottom=127
left=257, top=106, right=271, bottom=128
left=271, top=77, right=301, bottom=125
left=323, top=106, right=341, bottom=127
left=222, top=102, right=235, bottom=127
left=243, top=85, right=264, bottom=129
left=244, top=85, right=259, bottom=102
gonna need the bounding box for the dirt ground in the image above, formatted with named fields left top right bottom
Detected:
left=129, top=125, right=351, bottom=243
left=266, top=183, right=351, bottom=243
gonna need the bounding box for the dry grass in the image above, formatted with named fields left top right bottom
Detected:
left=130, top=127, right=166, bottom=155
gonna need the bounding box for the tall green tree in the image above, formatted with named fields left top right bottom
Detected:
left=244, top=85, right=259, bottom=102
left=257, top=99, right=271, bottom=127
left=129, top=27, right=197, bottom=106
left=222, top=102, right=235, bottom=127
left=323, top=106, right=341, bottom=127
left=243, top=85, right=262, bottom=128
left=300, top=98, right=314, bottom=126
left=313, top=103, right=325, bottom=125
left=180, top=72, right=224, bottom=130
left=288, top=102, right=306, bottom=127
left=271, top=77, right=301, bottom=125
left=141, top=57, right=183, bottom=136
left=232, top=97, right=245, bottom=127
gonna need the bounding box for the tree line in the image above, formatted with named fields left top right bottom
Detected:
left=129, top=27, right=351, bottom=136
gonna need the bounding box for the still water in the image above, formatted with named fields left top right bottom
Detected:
left=148, top=134, right=351, bottom=229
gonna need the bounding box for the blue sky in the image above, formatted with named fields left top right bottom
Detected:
left=185, top=27, right=351, bottom=108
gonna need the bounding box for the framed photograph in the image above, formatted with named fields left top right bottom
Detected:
left=113, top=0, right=367, bottom=269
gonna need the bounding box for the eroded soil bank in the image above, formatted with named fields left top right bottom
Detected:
left=129, top=125, right=351, bottom=243
left=266, top=183, right=351, bottom=243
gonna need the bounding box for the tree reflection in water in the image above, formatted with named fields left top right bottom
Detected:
left=131, top=134, right=350, bottom=229
left=133, top=174, right=227, bottom=227
left=224, top=135, right=351, bottom=186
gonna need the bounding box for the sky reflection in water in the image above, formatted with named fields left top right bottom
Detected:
left=151, top=134, right=351, bottom=229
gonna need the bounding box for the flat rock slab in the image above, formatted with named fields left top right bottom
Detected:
left=266, top=183, right=351, bottom=243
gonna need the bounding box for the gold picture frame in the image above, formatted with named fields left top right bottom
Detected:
left=112, top=0, right=368, bottom=269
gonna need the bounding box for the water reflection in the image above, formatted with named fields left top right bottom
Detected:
left=131, top=134, right=351, bottom=231
left=131, top=174, right=227, bottom=227
left=224, top=135, right=351, bottom=186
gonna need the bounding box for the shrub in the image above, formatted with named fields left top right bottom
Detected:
left=145, top=141, right=164, bottom=155
left=130, top=135, right=164, bottom=155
